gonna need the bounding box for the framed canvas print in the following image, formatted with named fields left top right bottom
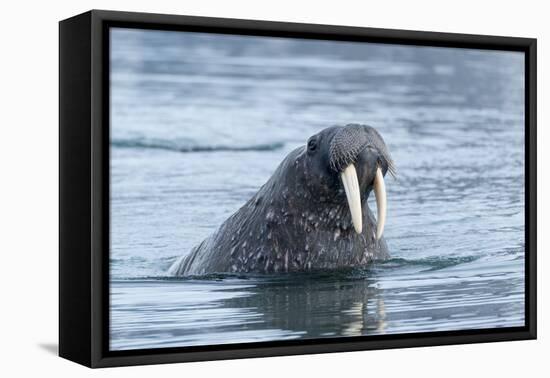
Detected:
left=59, top=10, right=537, bottom=368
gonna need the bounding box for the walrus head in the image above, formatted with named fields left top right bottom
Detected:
left=302, top=124, right=395, bottom=239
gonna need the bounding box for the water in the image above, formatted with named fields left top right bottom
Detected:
left=109, top=28, right=525, bottom=351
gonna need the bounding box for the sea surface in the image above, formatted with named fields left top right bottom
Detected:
left=109, top=28, right=525, bottom=351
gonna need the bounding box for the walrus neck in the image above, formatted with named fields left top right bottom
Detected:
left=263, top=149, right=372, bottom=234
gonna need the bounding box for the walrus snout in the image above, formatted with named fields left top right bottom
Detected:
left=328, top=125, right=394, bottom=239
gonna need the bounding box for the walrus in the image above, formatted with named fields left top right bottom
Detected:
left=169, top=124, right=395, bottom=276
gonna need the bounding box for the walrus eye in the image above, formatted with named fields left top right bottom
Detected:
left=307, top=138, right=317, bottom=152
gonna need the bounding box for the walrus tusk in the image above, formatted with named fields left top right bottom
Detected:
left=374, top=166, right=386, bottom=240
left=340, top=164, right=362, bottom=234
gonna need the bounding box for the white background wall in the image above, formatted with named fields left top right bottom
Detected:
left=0, top=0, right=545, bottom=376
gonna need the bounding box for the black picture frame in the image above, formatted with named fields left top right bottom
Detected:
left=59, top=9, right=537, bottom=368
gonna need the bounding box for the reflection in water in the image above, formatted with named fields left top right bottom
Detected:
left=111, top=255, right=523, bottom=350
left=222, top=275, right=386, bottom=338
left=109, top=29, right=525, bottom=350
left=110, top=273, right=387, bottom=350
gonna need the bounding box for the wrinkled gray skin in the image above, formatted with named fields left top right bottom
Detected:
left=170, top=124, right=395, bottom=276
